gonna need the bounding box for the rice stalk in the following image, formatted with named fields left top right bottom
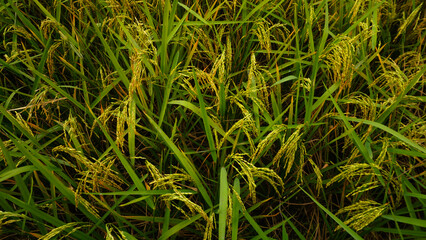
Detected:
left=231, top=153, right=284, bottom=203
left=252, top=19, right=272, bottom=59
left=335, top=200, right=388, bottom=231
left=345, top=93, right=379, bottom=121
left=203, top=212, right=214, bottom=240
left=25, top=85, right=54, bottom=120
left=105, top=223, right=138, bottom=240
left=0, top=211, right=30, bottom=227
left=39, top=222, right=88, bottom=240
left=146, top=160, right=193, bottom=190
left=291, top=77, right=312, bottom=93
left=307, top=158, right=323, bottom=191
left=161, top=191, right=210, bottom=226
left=369, top=58, right=408, bottom=96
left=226, top=188, right=233, bottom=239
left=40, top=18, right=58, bottom=39
left=52, top=146, right=124, bottom=211
left=247, top=53, right=270, bottom=108
left=395, top=3, right=423, bottom=40
left=346, top=181, right=380, bottom=197
left=252, top=124, right=286, bottom=163
left=229, top=97, right=258, bottom=152
left=62, top=114, right=91, bottom=152
left=324, top=36, right=355, bottom=96
left=326, top=163, right=381, bottom=188
left=3, top=24, right=33, bottom=42
left=0, top=140, right=13, bottom=166
left=14, top=112, right=34, bottom=137
left=349, top=0, right=366, bottom=23
left=402, top=121, right=426, bottom=147
left=273, top=125, right=304, bottom=179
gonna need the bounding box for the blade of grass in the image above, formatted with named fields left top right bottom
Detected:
left=404, top=192, right=426, bottom=201
left=158, top=208, right=213, bottom=240
left=159, top=0, right=171, bottom=73
left=374, top=227, right=426, bottom=237
left=218, top=167, right=228, bottom=240
left=305, top=1, right=329, bottom=126
left=177, top=2, right=211, bottom=26
left=0, top=165, right=37, bottom=183
left=382, top=215, right=426, bottom=228
left=90, top=189, right=196, bottom=196
left=251, top=219, right=290, bottom=240
left=240, top=204, right=271, bottom=240
left=161, top=207, right=171, bottom=236
left=231, top=178, right=241, bottom=240
left=194, top=71, right=218, bottom=163
left=311, top=83, right=339, bottom=112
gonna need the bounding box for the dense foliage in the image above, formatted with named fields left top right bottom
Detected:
left=0, top=0, right=425, bottom=239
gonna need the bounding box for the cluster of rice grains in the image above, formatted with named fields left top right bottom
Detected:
left=0, top=0, right=425, bottom=239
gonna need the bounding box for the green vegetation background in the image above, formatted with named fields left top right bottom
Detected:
left=0, top=0, right=425, bottom=239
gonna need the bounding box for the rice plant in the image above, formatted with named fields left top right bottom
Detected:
left=0, top=0, right=425, bottom=239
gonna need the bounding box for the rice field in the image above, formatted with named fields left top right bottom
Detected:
left=0, top=0, right=425, bottom=239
